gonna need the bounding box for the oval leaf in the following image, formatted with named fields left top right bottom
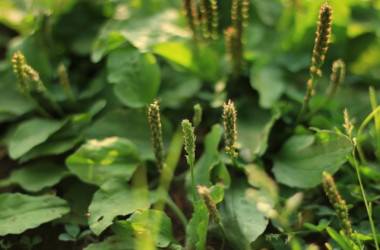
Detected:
left=220, top=182, right=268, bottom=249
left=88, top=179, right=152, bottom=235
left=66, top=137, right=140, bottom=186
left=272, top=130, right=353, bottom=188
left=0, top=162, right=69, bottom=192
left=0, top=193, right=69, bottom=236
left=8, top=118, right=66, bottom=159
left=107, top=48, right=160, bottom=108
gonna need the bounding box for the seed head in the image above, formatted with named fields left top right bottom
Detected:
left=322, top=172, right=353, bottom=237
left=326, top=59, right=345, bottom=98
left=331, top=59, right=345, bottom=87
left=148, top=100, right=165, bottom=170
left=223, top=100, right=238, bottom=158
left=23, top=65, right=45, bottom=92
left=209, top=0, right=219, bottom=39
left=197, top=185, right=220, bottom=223
left=343, top=109, right=354, bottom=139
left=310, top=3, right=333, bottom=78
left=12, top=51, right=28, bottom=92
left=228, top=0, right=249, bottom=75
left=182, top=119, right=196, bottom=167
left=231, top=0, right=250, bottom=30
left=183, top=0, right=200, bottom=40
left=224, top=26, right=242, bottom=75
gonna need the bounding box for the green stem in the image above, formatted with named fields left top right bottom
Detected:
left=190, top=163, right=197, bottom=203
left=356, top=106, right=380, bottom=164
left=166, top=196, right=188, bottom=229
left=352, top=151, right=379, bottom=250
left=154, top=129, right=187, bottom=230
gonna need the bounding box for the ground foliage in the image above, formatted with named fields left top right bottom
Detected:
left=0, top=0, right=380, bottom=249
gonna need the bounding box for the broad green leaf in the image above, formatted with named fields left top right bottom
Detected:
left=84, top=236, right=134, bottom=250
left=91, top=31, right=127, bottom=63
left=153, top=41, right=194, bottom=69
left=159, top=72, right=201, bottom=109
left=85, top=109, right=172, bottom=159
left=8, top=118, right=66, bottom=159
left=239, top=105, right=280, bottom=160
left=115, top=210, right=175, bottom=249
left=107, top=48, right=161, bottom=108
left=66, top=137, right=140, bottom=186
left=154, top=41, right=221, bottom=81
left=88, top=178, right=154, bottom=235
left=272, top=131, right=353, bottom=188
left=220, top=182, right=268, bottom=250
left=185, top=200, right=209, bottom=250
left=0, top=193, right=70, bottom=236
left=97, top=9, right=188, bottom=52
left=20, top=136, right=82, bottom=163
left=250, top=65, right=286, bottom=109
left=0, top=162, right=69, bottom=192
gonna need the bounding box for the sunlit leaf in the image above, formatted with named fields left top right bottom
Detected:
left=66, top=137, right=140, bottom=186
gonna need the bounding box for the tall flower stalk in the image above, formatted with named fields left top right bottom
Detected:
left=183, top=0, right=219, bottom=41
left=11, top=51, right=63, bottom=117
left=223, top=100, right=238, bottom=160
left=182, top=119, right=197, bottom=201
left=226, top=0, right=249, bottom=76
left=148, top=100, right=165, bottom=171
left=298, top=3, right=332, bottom=121
left=322, top=172, right=353, bottom=237
left=345, top=109, right=380, bottom=250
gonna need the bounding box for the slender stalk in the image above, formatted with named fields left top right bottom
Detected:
left=297, top=3, right=332, bottom=122
left=166, top=196, right=188, bottom=229
left=182, top=119, right=197, bottom=202
left=356, top=106, right=380, bottom=163
left=344, top=109, right=379, bottom=249
left=351, top=152, right=379, bottom=250
left=154, top=129, right=188, bottom=229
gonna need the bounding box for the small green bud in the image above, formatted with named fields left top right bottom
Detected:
left=58, top=64, right=75, bottom=102
left=327, top=59, right=345, bottom=99
left=181, top=119, right=196, bottom=167
left=192, top=104, right=203, bottom=127
left=148, top=100, right=165, bottom=171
